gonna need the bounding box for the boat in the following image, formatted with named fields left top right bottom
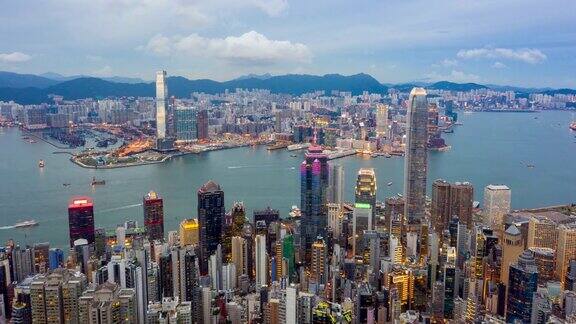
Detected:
left=287, top=143, right=311, bottom=151
left=387, top=182, right=393, bottom=186
left=91, top=176, right=106, bottom=186
left=527, top=164, right=535, bottom=168
left=570, top=122, right=576, bottom=131
left=290, top=154, right=298, bottom=157
left=454, top=122, right=463, bottom=125
left=385, top=153, right=391, bottom=158
left=63, top=183, right=71, bottom=187
left=397, top=193, right=403, bottom=197
left=443, top=129, right=454, bottom=134
left=38, top=160, right=45, bottom=168
left=14, top=220, right=38, bottom=228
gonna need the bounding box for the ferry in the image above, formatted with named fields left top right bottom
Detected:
left=14, top=220, right=38, bottom=228
left=91, top=176, right=106, bottom=186
left=570, top=122, right=576, bottom=131
left=38, top=160, right=45, bottom=168
left=287, top=143, right=310, bottom=151
left=387, top=182, right=393, bottom=186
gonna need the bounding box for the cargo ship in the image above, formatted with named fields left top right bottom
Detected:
left=14, top=220, right=38, bottom=228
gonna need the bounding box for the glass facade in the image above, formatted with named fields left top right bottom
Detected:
left=68, top=197, right=95, bottom=247
left=174, top=107, right=197, bottom=142
left=197, top=181, right=225, bottom=275
left=143, top=191, right=164, bottom=241
left=506, top=251, right=539, bottom=323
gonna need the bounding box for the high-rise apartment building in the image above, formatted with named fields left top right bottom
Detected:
left=404, top=88, right=428, bottom=225
left=376, top=103, right=389, bottom=138
left=78, top=282, right=137, bottom=323
left=68, top=197, right=95, bottom=247
left=143, top=191, right=164, bottom=241
left=198, top=180, right=225, bottom=275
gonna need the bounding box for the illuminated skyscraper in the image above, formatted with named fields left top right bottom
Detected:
left=431, top=179, right=451, bottom=234
left=355, top=168, right=377, bottom=218
left=255, top=234, right=267, bottom=288
left=179, top=219, right=199, bottom=246
left=198, top=180, right=225, bottom=275
left=506, top=250, right=539, bottom=323
left=501, top=224, right=524, bottom=289
left=68, top=197, right=95, bottom=247
left=155, top=70, right=167, bottom=139
left=300, top=142, right=329, bottom=254
left=404, top=88, right=428, bottom=225
left=231, top=236, right=246, bottom=279
left=556, top=225, right=576, bottom=289
left=310, top=237, right=327, bottom=284
left=483, top=185, right=511, bottom=233
left=143, top=191, right=164, bottom=241
left=376, top=104, right=389, bottom=138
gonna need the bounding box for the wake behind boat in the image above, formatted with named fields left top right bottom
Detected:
left=14, top=220, right=38, bottom=228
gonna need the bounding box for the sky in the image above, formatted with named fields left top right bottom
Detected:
left=0, top=0, right=575, bottom=88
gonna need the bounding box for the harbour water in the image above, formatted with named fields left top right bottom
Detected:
left=1, top=111, right=575, bottom=249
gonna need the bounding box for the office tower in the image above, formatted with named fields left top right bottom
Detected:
left=283, top=235, right=295, bottom=279
left=156, top=70, right=167, bottom=139
left=209, top=245, right=223, bottom=291
left=231, top=236, right=247, bottom=280
left=285, top=286, right=298, bottom=324
left=242, top=224, right=255, bottom=280
left=48, top=248, right=63, bottom=270
left=310, top=237, right=327, bottom=284
left=179, top=219, right=199, bottom=246
left=11, top=245, right=34, bottom=283
left=506, top=250, right=539, bottom=323
left=556, top=225, right=576, bottom=288
left=143, top=191, right=164, bottom=241
left=78, top=283, right=137, bottom=323
left=147, top=264, right=159, bottom=303
left=253, top=207, right=280, bottom=228
left=30, top=269, right=87, bottom=324
left=566, top=260, right=576, bottom=291
left=94, top=228, right=106, bottom=258
left=327, top=203, right=343, bottom=240
left=450, top=182, right=474, bottom=229
left=198, top=180, right=225, bottom=275
left=11, top=300, right=30, bottom=324
left=431, top=179, right=451, bottom=234
left=74, top=239, right=90, bottom=275
left=33, top=243, right=49, bottom=273
left=352, top=204, right=372, bottom=256
left=483, top=185, right=511, bottom=233
left=196, top=109, right=209, bottom=140
left=255, top=234, right=267, bottom=288
left=327, top=163, right=344, bottom=205
left=300, top=143, right=329, bottom=254
left=527, top=217, right=557, bottom=250
left=529, top=247, right=555, bottom=284
left=355, top=168, right=377, bottom=218
left=376, top=103, right=389, bottom=138
left=174, top=107, right=197, bottom=142
left=444, top=248, right=457, bottom=319
left=500, top=224, right=524, bottom=289
left=384, top=196, right=404, bottom=232
left=159, top=252, right=173, bottom=298
left=385, top=267, right=415, bottom=309
left=355, top=284, right=374, bottom=324
left=68, top=197, right=95, bottom=247
left=404, top=88, right=428, bottom=225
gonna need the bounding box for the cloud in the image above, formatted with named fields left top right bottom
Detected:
left=492, top=62, right=507, bottom=69
left=0, top=52, right=31, bottom=63
left=142, top=31, right=312, bottom=65
left=92, top=65, right=113, bottom=77
left=249, top=0, right=288, bottom=16
left=457, top=47, right=547, bottom=64
left=432, top=59, right=458, bottom=68
left=425, top=70, right=481, bottom=83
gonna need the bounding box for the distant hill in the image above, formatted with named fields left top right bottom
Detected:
left=0, top=71, right=60, bottom=89
left=0, top=72, right=388, bottom=104
left=429, top=81, right=487, bottom=91
left=39, top=72, right=147, bottom=84
left=232, top=73, right=273, bottom=81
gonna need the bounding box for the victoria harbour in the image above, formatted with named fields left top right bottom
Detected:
left=1, top=110, right=575, bottom=249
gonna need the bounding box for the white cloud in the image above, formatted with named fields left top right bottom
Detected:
left=440, top=59, right=458, bottom=67
left=142, top=31, right=312, bottom=65
left=93, top=65, right=113, bottom=77
left=457, top=47, right=547, bottom=64
left=492, top=61, right=507, bottom=69
left=249, top=0, right=288, bottom=16
left=425, top=70, right=481, bottom=83
left=0, top=52, right=31, bottom=63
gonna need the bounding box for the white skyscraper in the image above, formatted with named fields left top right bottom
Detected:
left=255, top=234, right=267, bottom=288
left=376, top=103, right=389, bottom=138
left=285, top=286, right=298, bottom=324
left=156, top=70, right=167, bottom=139
left=483, top=185, right=511, bottom=232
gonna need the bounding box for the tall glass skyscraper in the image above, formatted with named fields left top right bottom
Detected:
left=404, top=87, right=428, bottom=225
left=67, top=197, right=95, bottom=247
left=506, top=250, right=539, bottom=323
left=198, top=180, right=225, bottom=275
left=155, top=70, right=167, bottom=139
left=143, top=191, right=164, bottom=241
left=174, top=107, right=197, bottom=142
left=300, top=144, right=329, bottom=256
left=355, top=168, right=377, bottom=218
left=376, top=103, right=389, bottom=138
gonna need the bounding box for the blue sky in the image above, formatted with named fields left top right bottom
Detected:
left=0, top=0, right=575, bottom=87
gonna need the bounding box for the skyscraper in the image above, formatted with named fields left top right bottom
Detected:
left=179, top=218, right=199, bottom=247
left=155, top=70, right=167, bottom=139
left=174, top=107, right=197, bottom=142
left=483, top=185, right=511, bottom=233
left=404, top=88, right=428, bottom=225
left=67, top=197, right=95, bottom=247
left=556, top=225, right=576, bottom=289
left=143, top=191, right=164, bottom=241
left=310, top=237, right=327, bottom=284
left=450, top=182, right=474, bottom=229
left=376, top=103, right=389, bottom=138
left=506, top=250, right=539, bottom=323
left=300, top=142, right=329, bottom=255
left=327, top=163, right=344, bottom=205
left=255, top=234, right=267, bottom=288
left=196, top=109, right=209, bottom=140
left=500, top=224, right=524, bottom=290
left=198, top=180, right=225, bottom=275
left=355, top=168, right=377, bottom=218
left=431, top=179, right=451, bottom=234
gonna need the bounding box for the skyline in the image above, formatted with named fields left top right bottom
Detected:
left=0, top=0, right=575, bottom=88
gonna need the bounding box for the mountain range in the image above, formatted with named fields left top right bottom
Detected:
left=0, top=71, right=574, bottom=105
